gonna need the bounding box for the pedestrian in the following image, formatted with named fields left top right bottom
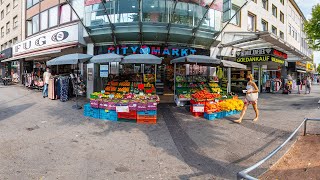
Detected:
left=234, top=74, right=259, bottom=123
left=305, top=76, right=312, bottom=94
left=297, top=77, right=301, bottom=94
left=42, top=67, right=51, bottom=98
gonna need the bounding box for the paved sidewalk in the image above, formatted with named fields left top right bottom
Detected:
left=0, top=85, right=319, bottom=179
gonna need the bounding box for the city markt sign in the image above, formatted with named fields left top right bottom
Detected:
left=236, top=48, right=288, bottom=59
left=236, top=55, right=285, bottom=64
left=102, top=45, right=197, bottom=57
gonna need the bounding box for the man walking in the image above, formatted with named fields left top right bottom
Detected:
left=43, top=67, right=51, bottom=98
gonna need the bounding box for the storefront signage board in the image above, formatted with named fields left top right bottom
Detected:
left=100, top=65, right=109, bottom=77
left=236, top=48, right=287, bottom=59
left=0, top=48, right=12, bottom=60
left=236, top=55, right=284, bottom=64
left=85, top=0, right=102, bottom=6
left=192, top=104, right=204, bottom=112
left=12, top=24, right=79, bottom=56
left=101, top=45, right=197, bottom=57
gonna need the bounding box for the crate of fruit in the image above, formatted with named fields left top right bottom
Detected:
left=90, top=99, right=100, bottom=108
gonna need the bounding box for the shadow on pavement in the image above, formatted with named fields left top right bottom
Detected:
left=0, top=103, right=35, bottom=121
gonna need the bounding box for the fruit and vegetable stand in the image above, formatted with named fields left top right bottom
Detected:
left=189, top=89, right=244, bottom=120
left=84, top=54, right=162, bottom=124
left=170, top=55, right=221, bottom=106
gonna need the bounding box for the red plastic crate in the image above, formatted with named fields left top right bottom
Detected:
left=192, top=112, right=204, bottom=117
left=137, top=114, right=157, bottom=120
left=117, top=110, right=137, bottom=120
left=137, top=117, right=157, bottom=124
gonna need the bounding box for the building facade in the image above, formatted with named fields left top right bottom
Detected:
left=3, top=0, right=86, bottom=84
left=0, top=0, right=24, bottom=77
left=211, top=0, right=313, bottom=93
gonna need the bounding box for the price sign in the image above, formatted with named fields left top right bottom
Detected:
left=193, top=104, right=204, bottom=112
left=116, top=105, right=129, bottom=112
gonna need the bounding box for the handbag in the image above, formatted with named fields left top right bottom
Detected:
left=246, top=92, right=258, bottom=102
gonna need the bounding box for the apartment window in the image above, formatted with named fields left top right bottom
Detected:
left=230, top=4, right=240, bottom=26
left=289, top=7, right=292, bottom=17
left=13, top=0, right=18, bottom=8
left=13, top=16, right=18, bottom=28
left=262, top=0, right=268, bottom=10
left=272, top=5, right=277, bottom=17
left=32, top=14, right=39, bottom=34
left=6, top=22, right=10, bottom=34
left=271, top=25, right=277, bottom=35
left=288, top=24, right=291, bottom=35
left=48, top=6, right=58, bottom=28
left=12, top=37, right=18, bottom=44
left=1, top=10, right=3, bottom=20
left=280, top=31, right=284, bottom=39
left=6, top=4, right=10, bottom=14
left=40, top=10, right=48, bottom=31
left=280, top=0, right=284, bottom=5
left=27, top=0, right=39, bottom=9
left=261, top=19, right=268, bottom=31
left=0, top=0, right=2, bottom=5
left=247, top=12, right=256, bottom=31
left=27, top=20, right=32, bottom=36
left=60, top=4, right=72, bottom=24
left=280, top=11, right=284, bottom=23
left=0, top=27, right=4, bottom=37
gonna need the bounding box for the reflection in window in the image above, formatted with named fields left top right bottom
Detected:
left=32, top=14, right=39, bottom=34
left=143, top=0, right=168, bottom=23
left=40, top=10, right=48, bottom=31
left=49, top=6, right=58, bottom=28
left=247, top=13, right=255, bottom=31
left=230, top=4, right=240, bottom=26
left=60, top=4, right=72, bottom=24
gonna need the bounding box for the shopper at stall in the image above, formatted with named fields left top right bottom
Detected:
left=42, top=67, right=52, bottom=98
left=234, top=74, right=259, bottom=123
left=305, top=76, right=312, bottom=94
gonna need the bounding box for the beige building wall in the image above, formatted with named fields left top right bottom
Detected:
left=0, top=0, right=24, bottom=51
left=216, top=0, right=312, bottom=60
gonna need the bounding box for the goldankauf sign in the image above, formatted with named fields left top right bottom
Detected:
left=236, top=48, right=287, bottom=59
left=13, top=24, right=79, bottom=56
left=0, top=47, right=12, bottom=60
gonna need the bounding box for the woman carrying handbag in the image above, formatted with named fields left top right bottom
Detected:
left=234, top=74, right=259, bottom=123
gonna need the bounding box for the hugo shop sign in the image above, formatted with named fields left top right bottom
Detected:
left=12, top=24, right=79, bottom=56
left=100, top=45, right=197, bottom=57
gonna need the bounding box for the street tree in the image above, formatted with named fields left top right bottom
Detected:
left=304, top=4, right=320, bottom=50
left=317, top=64, right=320, bottom=74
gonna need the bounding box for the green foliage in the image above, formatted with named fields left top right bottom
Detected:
left=317, top=64, right=320, bottom=74
left=304, top=4, right=320, bottom=50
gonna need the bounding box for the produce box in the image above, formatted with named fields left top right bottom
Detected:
left=107, top=100, right=118, bottom=110
left=99, top=100, right=109, bottom=109
left=84, top=104, right=100, bottom=118
left=99, top=109, right=118, bottom=121
left=147, top=101, right=157, bottom=110
left=118, top=110, right=137, bottom=120
left=137, top=114, right=157, bottom=124
left=204, top=112, right=219, bottom=121
left=137, top=110, right=157, bottom=116
left=128, top=101, right=138, bottom=111
left=137, top=101, right=147, bottom=111
left=90, top=99, right=100, bottom=109
left=191, top=112, right=204, bottom=117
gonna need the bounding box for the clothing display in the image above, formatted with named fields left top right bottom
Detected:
left=59, top=76, right=70, bottom=102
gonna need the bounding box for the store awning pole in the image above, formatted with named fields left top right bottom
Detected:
left=174, top=63, right=176, bottom=101
left=227, top=67, right=231, bottom=93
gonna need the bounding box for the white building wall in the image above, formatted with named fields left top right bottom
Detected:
left=217, top=0, right=312, bottom=59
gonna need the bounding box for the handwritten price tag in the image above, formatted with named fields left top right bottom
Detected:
left=193, top=104, right=204, bottom=112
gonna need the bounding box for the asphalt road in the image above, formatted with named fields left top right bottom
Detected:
left=0, top=84, right=319, bottom=180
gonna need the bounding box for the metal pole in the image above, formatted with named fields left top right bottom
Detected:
left=227, top=67, right=231, bottom=93
left=174, top=63, right=176, bottom=102
left=304, top=120, right=307, bottom=136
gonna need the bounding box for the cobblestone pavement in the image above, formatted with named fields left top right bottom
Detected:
left=0, top=85, right=319, bottom=180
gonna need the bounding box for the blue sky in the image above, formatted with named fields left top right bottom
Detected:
left=295, top=0, right=320, bottom=65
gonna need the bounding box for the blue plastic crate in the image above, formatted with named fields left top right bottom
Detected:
left=137, top=110, right=157, bottom=116
left=99, top=109, right=118, bottom=121
left=204, top=113, right=218, bottom=121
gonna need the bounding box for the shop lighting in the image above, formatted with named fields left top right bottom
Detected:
left=188, top=9, right=192, bottom=11
left=132, top=5, right=135, bottom=8
left=151, top=5, right=154, bottom=8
